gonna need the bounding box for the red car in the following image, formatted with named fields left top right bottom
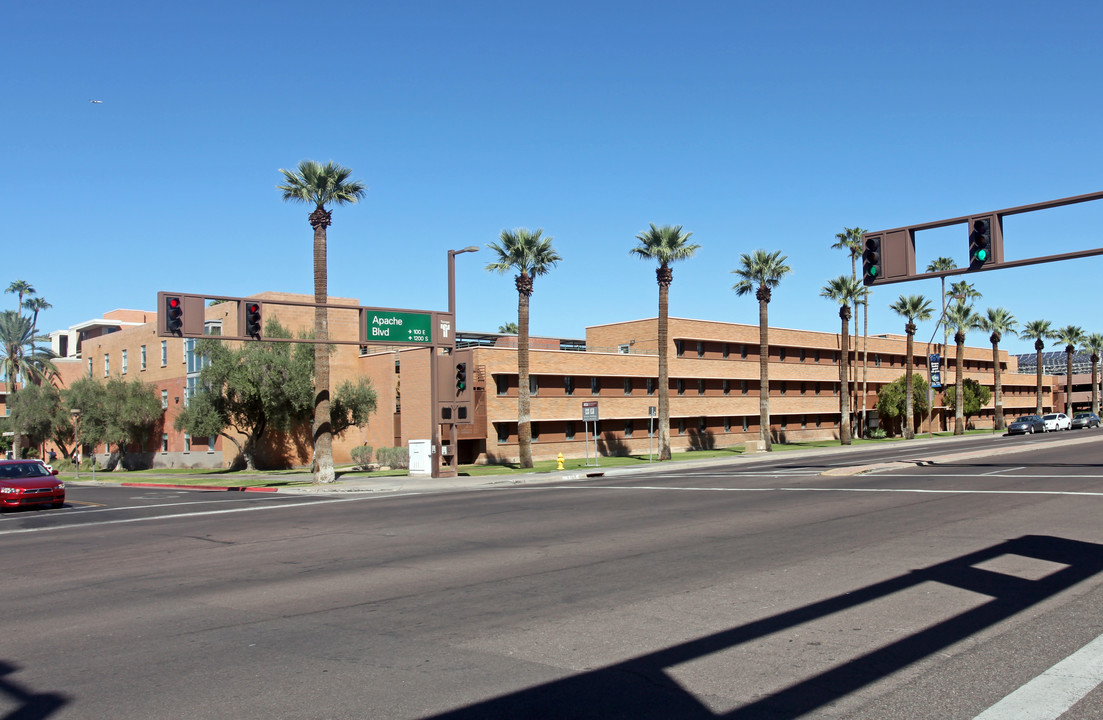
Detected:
left=0, top=460, right=65, bottom=510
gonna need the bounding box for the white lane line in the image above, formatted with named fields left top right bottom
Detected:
left=973, top=631, right=1103, bottom=719
left=980, top=466, right=1025, bottom=475
left=536, top=485, right=1103, bottom=497
left=0, top=493, right=419, bottom=536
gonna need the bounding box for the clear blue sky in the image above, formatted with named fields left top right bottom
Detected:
left=5, top=0, right=1101, bottom=356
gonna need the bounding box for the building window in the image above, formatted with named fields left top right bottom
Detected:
left=677, top=379, right=685, bottom=396
left=185, top=376, right=197, bottom=407
left=121, top=349, right=128, bottom=374
left=161, top=341, right=167, bottom=366
left=566, top=421, right=575, bottom=440
left=87, top=358, right=93, bottom=378
left=780, top=381, right=787, bottom=395
left=780, top=418, right=788, bottom=430
left=161, top=434, right=168, bottom=452
left=565, top=376, right=575, bottom=395
left=624, top=420, right=633, bottom=437
left=184, top=434, right=191, bottom=453
left=697, top=342, right=705, bottom=358
left=140, top=345, right=147, bottom=371
left=678, top=418, right=685, bottom=435
left=816, top=416, right=822, bottom=428
left=699, top=417, right=707, bottom=433
left=779, top=347, right=786, bottom=361
left=815, top=349, right=821, bottom=363
left=208, top=435, right=218, bottom=452
left=624, top=378, right=632, bottom=395
left=875, top=354, right=882, bottom=367
left=529, top=376, right=538, bottom=395
left=619, top=344, right=630, bottom=354
left=801, top=415, right=807, bottom=429
left=104, top=354, right=110, bottom=377
left=531, top=423, right=539, bottom=441
left=495, top=375, right=508, bottom=396
left=724, top=417, right=731, bottom=432
left=495, top=423, right=510, bottom=443
left=741, top=380, right=748, bottom=395
left=723, top=380, right=731, bottom=396
left=591, top=377, right=601, bottom=395
left=815, top=382, right=821, bottom=395
left=741, top=344, right=748, bottom=359
left=675, top=340, right=684, bottom=357
left=647, top=378, right=655, bottom=395
left=723, top=343, right=730, bottom=358
left=697, top=379, right=705, bottom=395
left=801, top=382, right=807, bottom=395
left=800, top=348, right=806, bottom=362
left=833, top=351, right=839, bottom=364
left=161, top=390, right=168, bottom=409
left=742, top=416, right=749, bottom=431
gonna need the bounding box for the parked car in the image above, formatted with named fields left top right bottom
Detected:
left=0, top=460, right=65, bottom=510
left=1071, top=412, right=1101, bottom=429
left=1008, top=415, right=1047, bottom=435
left=1042, top=413, right=1072, bottom=431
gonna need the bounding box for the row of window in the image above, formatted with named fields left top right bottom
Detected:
left=672, top=339, right=1007, bottom=372
left=89, top=341, right=171, bottom=378
left=493, top=414, right=841, bottom=444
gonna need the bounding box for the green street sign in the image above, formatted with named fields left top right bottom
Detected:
left=362, top=310, right=433, bottom=344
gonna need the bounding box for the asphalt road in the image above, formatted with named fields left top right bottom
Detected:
left=4, top=432, right=1103, bottom=719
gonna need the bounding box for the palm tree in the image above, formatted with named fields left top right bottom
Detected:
left=1053, top=325, right=1086, bottom=415
left=1084, top=333, right=1103, bottom=417
left=832, top=228, right=865, bottom=430
left=497, top=322, right=519, bottom=334
left=945, top=303, right=979, bottom=435
left=277, top=160, right=367, bottom=484
left=1019, top=320, right=1056, bottom=416
left=888, top=294, right=934, bottom=439
left=821, top=275, right=862, bottom=445
left=23, top=296, right=51, bottom=338
left=732, top=250, right=792, bottom=451
left=487, top=228, right=562, bottom=468
left=926, top=257, right=957, bottom=350
left=976, top=308, right=1018, bottom=431
left=5, top=280, right=35, bottom=313
left=0, top=310, right=58, bottom=458
left=630, top=224, right=700, bottom=461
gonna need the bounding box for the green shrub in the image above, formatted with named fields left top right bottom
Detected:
left=350, top=445, right=373, bottom=467
left=375, top=446, right=409, bottom=469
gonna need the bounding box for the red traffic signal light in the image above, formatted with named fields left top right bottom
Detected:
left=245, top=302, right=262, bottom=339
left=165, top=296, right=183, bottom=335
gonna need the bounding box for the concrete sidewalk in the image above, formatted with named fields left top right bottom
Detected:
left=67, top=429, right=1099, bottom=495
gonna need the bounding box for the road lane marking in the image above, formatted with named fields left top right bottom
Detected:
left=536, top=485, right=1103, bottom=497
left=0, top=493, right=419, bottom=536
left=980, top=466, right=1025, bottom=475
left=973, top=631, right=1103, bottom=719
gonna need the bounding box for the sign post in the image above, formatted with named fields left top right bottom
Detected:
left=582, top=401, right=599, bottom=467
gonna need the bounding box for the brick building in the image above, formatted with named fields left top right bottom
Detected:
left=8, top=294, right=1059, bottom=468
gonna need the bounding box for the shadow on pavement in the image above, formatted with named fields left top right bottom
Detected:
left=0, top=660, right=68, bottom=719
left=426, top=535, right=1103, bottom=719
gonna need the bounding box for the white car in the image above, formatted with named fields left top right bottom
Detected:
left=1042, top=413, right=1071, bottom=431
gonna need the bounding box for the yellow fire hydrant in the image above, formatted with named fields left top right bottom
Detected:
left=557, top=452, right=565, bottom=471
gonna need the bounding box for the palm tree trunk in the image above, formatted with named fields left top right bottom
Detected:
left=1035, top=341, right=1044, bottom=416
left=992, top=339, right=1005, bottom=430
left=955, top=335, right=965, bottom=435
left=657, top=281, right=671, bottom=461
left=839, top=309, right=851, bottom=445
left=758, top=297, right=771, bottom=451
left=517, top=289, right=533, bottom=468
left=311, top=209, right=334, bottom=484
left=904, top=330, right=915, bottom=439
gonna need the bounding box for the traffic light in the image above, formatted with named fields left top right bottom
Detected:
left=165, top=296, right=183, bottom=335
left=969, top=218, right=992, bottom=269
left=245, top=302, right=262, bottom=339
left=862, top=235, right=882, bottom=285
left=455, top=362, right=467, bottom=395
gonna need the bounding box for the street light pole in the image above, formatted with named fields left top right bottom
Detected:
left=70, top=408, right=82, bottom=479
left=435, top=246, right=479, bottom=478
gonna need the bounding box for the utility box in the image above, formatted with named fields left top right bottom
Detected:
left=409, top=439, right=432, bottom=476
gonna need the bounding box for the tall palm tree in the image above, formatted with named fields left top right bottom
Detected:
left=277, top=160, right=367, bottom=484
left=926, top=257, right=957, bottom=350
left=5, top=280, right=35, bottom=313
left=888, top=294, right=934, bottom=439
left=976, top=308, right=1018, bottom=431
left=1053, top=325, right=1086, bottom=415
left=1084, top=333, right=1103, bottom=417
left=1019, top=320, right=1056, bottom=416
left=732, top=250, right=792, bottom=451
left=630, top=224, right=700, bottom=461
left=946, top=303, right=979, bottom=435
left=821, top=275, right=862, bottom=445
left=0, top=310, right=58, bottom=458
left=488, top=228, right=562, bottom=468
left=24, top=296, right=51, bottom=338
left=832, top=228, right=865, bottom=429
left=497, top=322, right=519, bottom=334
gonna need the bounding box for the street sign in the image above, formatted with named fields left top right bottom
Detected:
left=648, top=406, right=656, bottom=418
left=360, top=309, right=433, bottom=345
left=582, top=401, right=599, bottom=422
left=929, top=354, right=942, bottom=388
